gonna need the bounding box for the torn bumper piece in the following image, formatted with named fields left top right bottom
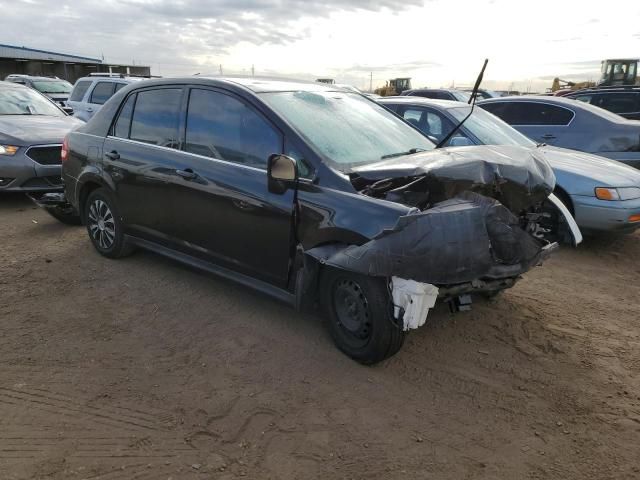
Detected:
left=391, top=277, right=438, bottom=331
left=306, top=195, right=552, bottom=286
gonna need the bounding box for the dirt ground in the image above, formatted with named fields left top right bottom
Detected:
left=1, top=193, right=639, bottom=480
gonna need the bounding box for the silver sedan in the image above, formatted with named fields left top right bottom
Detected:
left=477, top=95, right=640, bottom=169
left=0, top=81, right=83, bottom=192
left=380, top=96, right=640, bottom=233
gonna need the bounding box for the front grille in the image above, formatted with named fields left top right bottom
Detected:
left=26, top=145, right=62, bottom=165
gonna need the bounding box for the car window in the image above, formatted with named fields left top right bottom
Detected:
left=114, top=83, right=127, bottom=93
left=573, top=95, right=592, bottom=104
left=129, top=88, right=182, bottom=148
left=113, top=93, right=136, bottom=139
left=600, top=93, right=640, bottom=113
left=400, top=107, right=456, bottom=140
left=69, top=80, right=92, bottom=102
left=90, top=82, right=115, bottom=105
left=32, top=80, right=72, bottom=94
left=0, top=87, right=65, bottom=116
left=481, top=101, right=574, bottom=126
left=261, top=91, right=434, bottom=168
left=184, top=88, right=281, bottom=168
left=449, top=106, right=536, bottom=147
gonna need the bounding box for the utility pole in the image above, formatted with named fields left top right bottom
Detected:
left=219, top=64, right=223, bottom=75
left=369, top=72, right=372, bottom=92
left=252, top=64, right=255, bottom=77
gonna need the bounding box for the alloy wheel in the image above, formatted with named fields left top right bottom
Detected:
left=87, top=199, right=116, bottom=250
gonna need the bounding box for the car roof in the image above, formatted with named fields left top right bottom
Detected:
left=478, top=94, right=582, bottom=105
left=7, top=75, right=66, bottom=81
left=115, top=76, right=352, bottom=94
left=405, top=88, right=457, bottom=93
left=379, top=96, right=468, bottom=108
left=0, top=80, right=29, bottom=89
left=567, top=86, right=640, bottom=95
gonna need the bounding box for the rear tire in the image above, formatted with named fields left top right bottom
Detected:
left=321, top=269, right=404, bottom=364
left=84, top=188, right=134, bottom=258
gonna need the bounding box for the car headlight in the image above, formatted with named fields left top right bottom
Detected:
left=595, top=187, right=640, bottom=201
left=0, top=145, right=19, bottom=155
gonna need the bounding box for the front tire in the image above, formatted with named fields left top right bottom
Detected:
left=84, top=188, right=133, bottom=258
left=321, top=269, right=404, bottom=364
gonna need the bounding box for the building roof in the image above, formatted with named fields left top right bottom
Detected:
left=0, top=43, right=101, bottom=64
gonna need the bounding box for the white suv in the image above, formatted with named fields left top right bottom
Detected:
left=66, top=74, right=145, bottom=121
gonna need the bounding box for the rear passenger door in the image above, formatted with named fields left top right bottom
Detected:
left=166, top=87, right=295, bottom=286
left=85, top=81, right=118, bottom=120
left=480, top=101, right=574, bottom=145
left=103, top=86, right=186, bottom=244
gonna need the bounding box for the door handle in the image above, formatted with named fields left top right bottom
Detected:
left=175, top=168, right=198, bottom=180
left=104, top=150, right=120, bottom=160
left=541, top=134, right=556, bottom=140
left=86, top=107, right=94, bottom=112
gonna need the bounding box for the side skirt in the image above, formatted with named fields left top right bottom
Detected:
left=125, top=235, right=296, bottom=307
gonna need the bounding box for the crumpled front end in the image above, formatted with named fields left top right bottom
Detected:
left=303, top=146, right=580, bottom=329
left=306, top=191, right=557, bottom=287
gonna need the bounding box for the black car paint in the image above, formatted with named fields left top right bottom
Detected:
left=63, top=77, right=556, bottom=305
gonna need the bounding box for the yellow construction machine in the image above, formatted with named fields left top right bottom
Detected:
left=374, top=77, right=412, bottom=96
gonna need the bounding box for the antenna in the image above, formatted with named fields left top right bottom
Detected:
left=436, top=59, right=488, bottom=148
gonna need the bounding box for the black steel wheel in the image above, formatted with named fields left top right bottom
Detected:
left=322, top=269, right=404, bottom=364
left=84, top=188, right=133, bottom=258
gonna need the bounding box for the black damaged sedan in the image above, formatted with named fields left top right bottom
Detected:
left=59, top=77, right=580, bottom=363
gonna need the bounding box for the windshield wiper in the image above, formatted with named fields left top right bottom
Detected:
left=381, top=148, right=426, bottom=160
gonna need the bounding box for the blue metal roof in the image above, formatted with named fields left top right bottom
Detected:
left=0, top=43, right=101, bottom=63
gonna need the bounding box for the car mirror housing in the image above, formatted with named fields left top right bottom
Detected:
left=267, top=154, right=298, bottom=194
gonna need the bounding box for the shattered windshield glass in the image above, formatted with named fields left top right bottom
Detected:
left=261, top=90, right=434, bottom=168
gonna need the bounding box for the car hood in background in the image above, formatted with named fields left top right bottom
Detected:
left=537, top=145, right=640, bottom=190
left=0, top=115, right=83, bottom=145
left=350, top=145, right=556, bottom=212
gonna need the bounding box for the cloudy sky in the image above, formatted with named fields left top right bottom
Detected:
left=2, top=0, right=640, bottom=91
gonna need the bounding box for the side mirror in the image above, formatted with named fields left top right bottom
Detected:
left=62, top=106, right=74, bottom=116
left=448, top=136, right=473, bottom=147
left=267, top=154, right=298, bottom=194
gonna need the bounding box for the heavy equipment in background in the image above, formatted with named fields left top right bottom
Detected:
left=598, top=59, right=639, bottom=86
left=316, top=78, right=335, bottom=84
left=550, top=77, right=596, bottom=95
left=374, top=77, right=412, bottom=96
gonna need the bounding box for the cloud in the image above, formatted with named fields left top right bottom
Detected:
left=1, top=0, right=425, bottom=72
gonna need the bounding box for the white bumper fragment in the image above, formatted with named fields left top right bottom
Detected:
left=391, top=277, right=439, bottom=331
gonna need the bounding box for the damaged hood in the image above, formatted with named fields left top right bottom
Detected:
left=350, top=145, right=556, bottom=212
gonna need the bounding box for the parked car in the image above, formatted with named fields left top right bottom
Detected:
left=380, top=97, right=640, bottom=233
left=58, top=77, right=579, bottom=363
left=4, top=74, right=73, bottom=109
left=478, top=96, right=640, bottom=169
left=461, top=88, right=500, bottom=100
left=400, top=88, right=471, bottom=102
left=0, top=81, right=82, bottom=195
left=67, top=74, right=144, bottom=122
left=566, top=86, right=640, bottom=120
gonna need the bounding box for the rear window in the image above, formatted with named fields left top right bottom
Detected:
left=69, top=80, right=92, bottom=102
left=90, top=82, right=115, bottom=105
left=599, top=93, right=640, bottom=113
left=129, top=88, right=182, bottom=148
left=480, top=101, right=574, bottom=126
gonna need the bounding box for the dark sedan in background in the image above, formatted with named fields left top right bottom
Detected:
left=0, top=81, right=83, bottom=192
left=478, top=96, right=640, bottom=169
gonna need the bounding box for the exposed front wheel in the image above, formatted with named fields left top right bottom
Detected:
left=322, top=269, right=404, bottom=364
left=84, top=188, right=133, bottom=258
